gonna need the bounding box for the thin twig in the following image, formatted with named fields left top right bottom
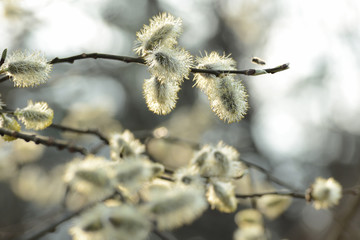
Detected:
left=48, top=53, right=145, bottom=65
left=1, top=52, right=289, bottom=84
left=50, top=123, right=109, bottom=145
left=48, top=53, right=289, bottom=77
left=0, top=127, right=88, bottom=155
left=190, top=63, right=290, bottom=76
left=134, top=129, right=201, bottom=149
left=18, top=192, right=118, bottom=240
left=236, top=191, right=305, bottom=199
left=240, top=158, right=299, bottom=191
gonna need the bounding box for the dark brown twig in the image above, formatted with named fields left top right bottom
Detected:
left=190, top=63, right=290, bottom=77
left=48, top=53, right=145, bottom=65
left=236, top=191, right=305, bottom=199
left=48, top=53, right=289, bottom=77
left=0, top=52, right=289, bottom=84
left=240, top=158, right=299, bottom=191
left=0, top=127, right=88, bottom=155
left=50, top=123, right=109, bottom=145
left=18, top=192, right=118, bottom=240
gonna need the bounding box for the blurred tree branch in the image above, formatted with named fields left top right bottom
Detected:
left=0, top=127, right=88, bottom=155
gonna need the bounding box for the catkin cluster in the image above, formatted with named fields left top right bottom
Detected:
left=135, top=13, right=192, bottom=115
left=0, top=100, right=54, bottom=141
left=175, top=141, right=247, bottom=213
left=134, top=13, right=248, bottom=122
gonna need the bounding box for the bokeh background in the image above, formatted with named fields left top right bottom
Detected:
left=1, top=0, right=360, bottom=239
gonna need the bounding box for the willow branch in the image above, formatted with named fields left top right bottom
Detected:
left=48, top=53, right=289, bottom=77
left=134, top=129, right=200, bottom=149
left=240, top=158, right=299, bottom=191
left=48, top=53, right=145, bottom=65
left=50, top=123, right=109, bottom=145
left=190, top=63, right=290, bottom=76
left=0, top=53, right=289, bottom=84
left=19, top=192, right=118, bottom=240
left=49, top=53, right=289, bottom=76
left=0, top=127, right=88, bottom=155
left=236, top=191, right=305, bottom=199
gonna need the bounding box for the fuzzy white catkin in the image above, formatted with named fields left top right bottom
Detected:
left=110, top=157, right=164, bottom=192
left=14, top=100, right=54, bottom=130
left=63, top=156, right=115, bottom=202
left=194, top=51, right=237, bottom=93
left=0, top=114, right=21, bottom=141
left=1, top=50, right=52, bottom=87
left=145, top=46, right=193, bottom=84
left=194, top=52, right=248, bottom=123
left=256, top=194, right=292, bottom=219
left=143, top=76, right=180, bottom=115
left=144, top=185, right=208, bottom=230
left=207, top=76, right=248, bottom=123
left=109, top=130, right=145, bottom=161
left=206, top=180, right=237, bottom=213
left=190, top=141, right=246, bottom=179
left=70, top=204, right=151, bottom=240
left=134, top=12, right=183, bottom=56
left=310, top=177, right=342, bottom=209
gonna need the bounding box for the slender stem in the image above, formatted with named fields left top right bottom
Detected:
left=236, top=191, right=305, bottom=199
left=0, top=52, right=289, bottom=84
left=50, top=123, right=109, bottom=145
left=12, top=120, right=297, bottom=191
left=191, top=63, right=289, bottom=76
left=47, top=53, right=288, bottom=77
left=48, top=53, right=145, bottom=65
left=19, top=192, right=118, bottom=240
left=240, top=158, right=299, bottom=191
left=0, top=127, right=88, bottom=155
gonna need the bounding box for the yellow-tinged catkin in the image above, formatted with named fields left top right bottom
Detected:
left=11, top=165, right=65, bottom=206
left=233, top=225, right=267, bottom=240
left=145, top=46, right=193, bottom=83
left=14, top=100, right=54, bottom=130
left=206, top=180, right=237, bottom=213
left=207, top=76, right=248, bottom=123
left=308, top=177, right=342, bottom=210
left=109, top=130, right=145, bottom=161
left=173, top=167, right=205, bottom=189
left=70, top=203, right=151, bottom=240
left=143, top=76, right=180, bottom=115
left=234, top=209, right=266, bottom=240
left=193, top=51, right=236, bottom=92
left=235, top=209, right=263, bottom=229
left=1, top=50, right=52, bottom=87
left=110, top=157, right=164, bottom=192
left=64, top=155, right=115, bottom=201
left=0, top=114, right=21, bottom=141
left=143, top=185, right=208, bottom=230
left=134, top=13, right=183, bottom=56
left=189, top=141, right=246, bottom=179
left=194, top=52, right=248, bottom=123
left=257, top=194, right=292, bottom=219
